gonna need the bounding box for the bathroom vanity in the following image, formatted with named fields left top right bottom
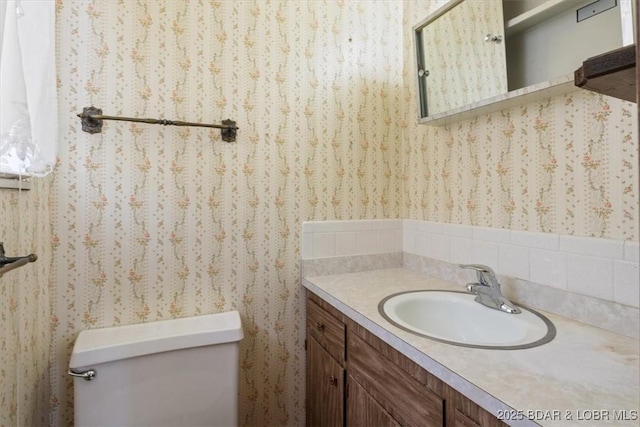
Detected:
left=303, top=268, right=640, bottom=427
left=306, top=290, right=505, bottom=426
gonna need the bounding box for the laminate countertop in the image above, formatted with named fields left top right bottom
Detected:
left=302, top=268, right=640, bottom=427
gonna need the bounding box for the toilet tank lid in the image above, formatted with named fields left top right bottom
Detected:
left=69, top=310, right=243, bottom=368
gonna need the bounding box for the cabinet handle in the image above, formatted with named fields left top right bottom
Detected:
left=329, top=375, right=338, bottom=387
left=484, top=33, right=503, bottom=44
left=315, top=322, right=325, bottom=332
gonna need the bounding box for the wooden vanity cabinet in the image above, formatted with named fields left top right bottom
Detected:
left=306, top=297, right=346, bottom=426
left=305, top=291, right=506, bottom=427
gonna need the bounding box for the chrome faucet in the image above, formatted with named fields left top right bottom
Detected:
left=459, top=264, right=521, bottom=314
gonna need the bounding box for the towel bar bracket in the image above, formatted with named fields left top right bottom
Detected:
left=0, top=242, right=37, bottom=277
left=78, top=106, right=238, bottom=142
left=80, top=107, right=104, bottom=134
left=220, top=119, right=237, bottom=142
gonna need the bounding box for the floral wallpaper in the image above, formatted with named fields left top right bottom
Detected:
left=0, top=177, right=53, bottom=427
left=403, top=1, right=638, bottom=242
left=0, top=1, right=637, bottom=426
left=49, top=1, right=402, bottom=426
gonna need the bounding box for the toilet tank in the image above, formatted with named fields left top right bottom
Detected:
left=69, top=311, right=243, bottom=427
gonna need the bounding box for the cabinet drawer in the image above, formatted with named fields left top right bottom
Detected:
left=307, top=299, right=345, bottom=363
left=348, top=331, right=444, bottom=426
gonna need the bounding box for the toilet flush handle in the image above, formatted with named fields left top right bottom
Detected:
left=68, top=368, right=97, bottom=381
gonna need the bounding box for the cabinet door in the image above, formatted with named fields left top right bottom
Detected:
left=444, top=385, right=506, bottom=427
left=346, top=376, right=400, bottom=427
left=348, top=331, right=444, bottom=426
left=450, top=411, right=482, bottom=427
left=421, top=0, right=507, bottom=115
left=306, top=336, right=344, bottom=427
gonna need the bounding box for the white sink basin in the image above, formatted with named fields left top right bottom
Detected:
left=379, top=291, right=555, bottom=349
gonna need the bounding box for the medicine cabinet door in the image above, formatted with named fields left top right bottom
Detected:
left=416, top=0, right=508, bottom=118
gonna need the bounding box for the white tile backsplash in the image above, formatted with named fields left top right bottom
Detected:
left=567, top=254, right=614, bottom=300
left=378, top=229, right=399, bottom=253
left=471, top=240, right=498, bottom=268
left=376, top=219, right=401, bottom=230
left=301, top=232, right=313, bottom=259
left=356, top=230, right=378, bottom=255
left=613, top=260, right=640, bottom=307
left=510, top=230, right=559, bottom=250
left=302, top=222, right=314, bottom=233
left=624, top=241, right=639, bottom=263
left=351, top=220, right=374, bottom=231
left=498, top=244, right=530, bottom=280
left=405, top=221, right=637, bottom=307
left=559, top=235, right=624, bottom=259
left=302, top=220, right=402, bottom=259
left=441, top=223, right=474, bottom=238
left=395, top=229, right=403, bottom=254
left=335, top=232, right=358, bottom=256
left=314, top=220, right=346, bottom=233
left=426, top=232, right=450, bottom=262
left=418, top=221, right=443, bottom=234
left=402, top=221, right=417, bottom=254
left=450, top=237, right=473, bottom=265
left=403, top=219, right=418, bottom=232
left=302, top=220, right=639, bottom=308
left=312, top=232, right=336, bottom=258
left=415, top=231, right=430, bottom=258
left=473, top=226, right=510, bottom=243
left=530, top=249, right=568, bottom=290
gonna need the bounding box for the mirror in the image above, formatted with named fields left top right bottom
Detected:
left=415, top=0, right=634, bottom=123
left=415, top=0, right=507, bottom=118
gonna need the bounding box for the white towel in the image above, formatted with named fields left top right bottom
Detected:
left=0, top=0, right=58, bottom=177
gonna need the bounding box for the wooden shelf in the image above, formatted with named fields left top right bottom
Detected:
left=574, top=44, right=636, bottom=103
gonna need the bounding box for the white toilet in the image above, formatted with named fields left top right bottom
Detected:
left=69, top=311, right=243, bottom=427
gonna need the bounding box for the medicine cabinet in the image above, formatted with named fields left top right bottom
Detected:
left=415, top=0, right=635, bottom=126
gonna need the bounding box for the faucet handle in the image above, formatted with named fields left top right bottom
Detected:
left=458, top=264, right=495, bottom=274
left=458, top=264, right=497, bottom=286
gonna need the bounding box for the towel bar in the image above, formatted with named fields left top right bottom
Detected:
left=77, top=107, right=238, bottom=142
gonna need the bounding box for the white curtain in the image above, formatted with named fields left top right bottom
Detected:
left=0, top=0, right=58, bottom=177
